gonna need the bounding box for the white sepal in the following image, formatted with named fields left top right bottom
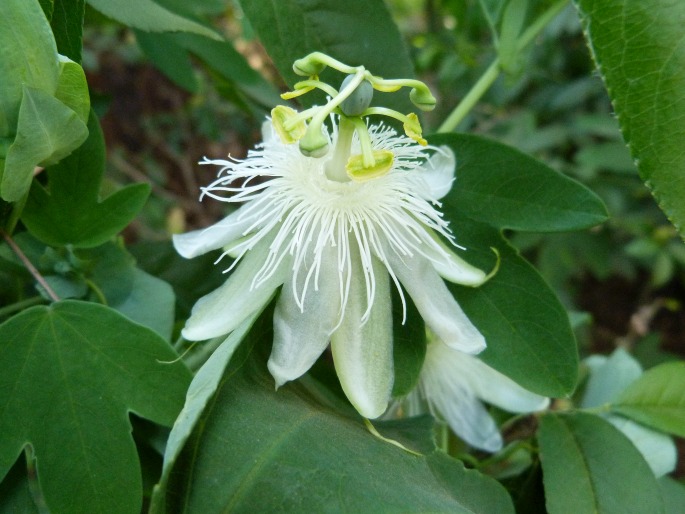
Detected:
left=420, top=146, right=456, bottom=200
left=387, top=250, right=486, bottom=354
left=173, top=206, right=254, bottom=259
left=268, top=244, right=341, bottom=387
left=331, top=254, right=393, bottom=419
left=182, top=235, right=288, bottom=340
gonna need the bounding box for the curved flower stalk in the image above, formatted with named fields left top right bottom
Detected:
left=402, top=337, right=549, bottom=452
left=173, top=54, right=493, bottom=419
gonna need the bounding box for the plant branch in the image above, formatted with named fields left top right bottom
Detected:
left=1, top=231, right=60, bottom=302
left=437, top=0, right=569, bottom=133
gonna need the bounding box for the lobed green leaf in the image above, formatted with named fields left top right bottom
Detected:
left=21, top=112, right=149, bottom=247
left=0, top=301, right=191, bottom=514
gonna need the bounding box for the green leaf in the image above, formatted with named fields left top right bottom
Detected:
left=538, top=412, right=665, bottom=514
left=498, top=0, right=528, bottom=73
left=0, top=0, right=59, bottom=136
left=154, top=313, right=515, bottom=513
left=150, top=313, right=260, bottom=514
left=391, top=285, right=426, bottom=397
left=173, top=33, right=282, bottom=107
left=0, top=457, right=40, bottom=514
left=38, top=0, right=54, bottom=20
left=111, top=269, right=175, bottom=340
left=613, top=361, right=685, bottom=437
left=574, top=0, right=685, bottom=236
left=87, top=0, right=221, bottom=40
left=134, top=31, right=198, bottom=93
left=0, top=301, right=191, bottom=514
left=430, top=133, right=608, bottom=231
left=21, top=112, right=149, bottom=247
left=441, top=212, right=578, bottom=397
left=239, top=0, right=416, bottom=116
left=660, top=477, right=685, bottom=514
left=129, top=241, right=227, bottom=318
left=50, top=0, right=85, bottom=63
left=54, top=56, right=90, bottom=124
left=2, top=86, right=88, bottom=202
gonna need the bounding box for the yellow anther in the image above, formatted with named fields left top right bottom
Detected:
left=271, top=105, right=306, bottom=144
left=346, top=150, right=394, bottom=182
left=403, top=113, right=427, bottom=146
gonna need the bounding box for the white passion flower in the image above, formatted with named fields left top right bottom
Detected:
left=415, top=339, right=549, bottom=452
left=174, top=54, right=492, bottom=419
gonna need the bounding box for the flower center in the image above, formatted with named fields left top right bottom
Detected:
left=271, top=52, right=436, bottom=183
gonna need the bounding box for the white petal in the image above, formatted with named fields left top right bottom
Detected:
left=425, top=230, right=488, bottom=286
left=420, top=146, right=456, bottom=200
left=182, top=235, right=287, bottom=340
left=261, top=120, right=275, bottom=143
left=449, top=349, right=550, bottom=413
left=608, top=415, right=677, bottom=477
left=420, top=359, right=502, bottom=452
left=173, top=206, right=254, bottom=259
left=267, top=244, right=341, bottom=387
left=387, top=251, right=485, bottom=354
left=331, top=255, right=393, bottom=419
left=581, top=348, right=642, bottom=408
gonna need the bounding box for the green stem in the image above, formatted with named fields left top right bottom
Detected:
left=4, top=188, right=29, bottom=234
left=325, top=116, right=355, bottom=182
left=517, top=0, right=569, bottom=50
left=0, top=296, right=45, bottom=318
left=437, top=0, right=569, bottom=133
left=437, top=59, right=500, bottom=133
left=86, top=278, right=108, bottom=305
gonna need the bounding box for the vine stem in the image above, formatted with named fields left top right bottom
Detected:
left=437, top=0, right=569, bottom=133
left=0, top=296, right=45, bottom=318
left=1, top=231, right=60, bottom=302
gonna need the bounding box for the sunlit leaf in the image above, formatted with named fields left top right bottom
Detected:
left=0, top=0, right=59, bottom=136
left=2, top=86, right=88, bottom=202
left=0, top=301, right=191, bottom=514
left=54, top=56, right=90, bottom=124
